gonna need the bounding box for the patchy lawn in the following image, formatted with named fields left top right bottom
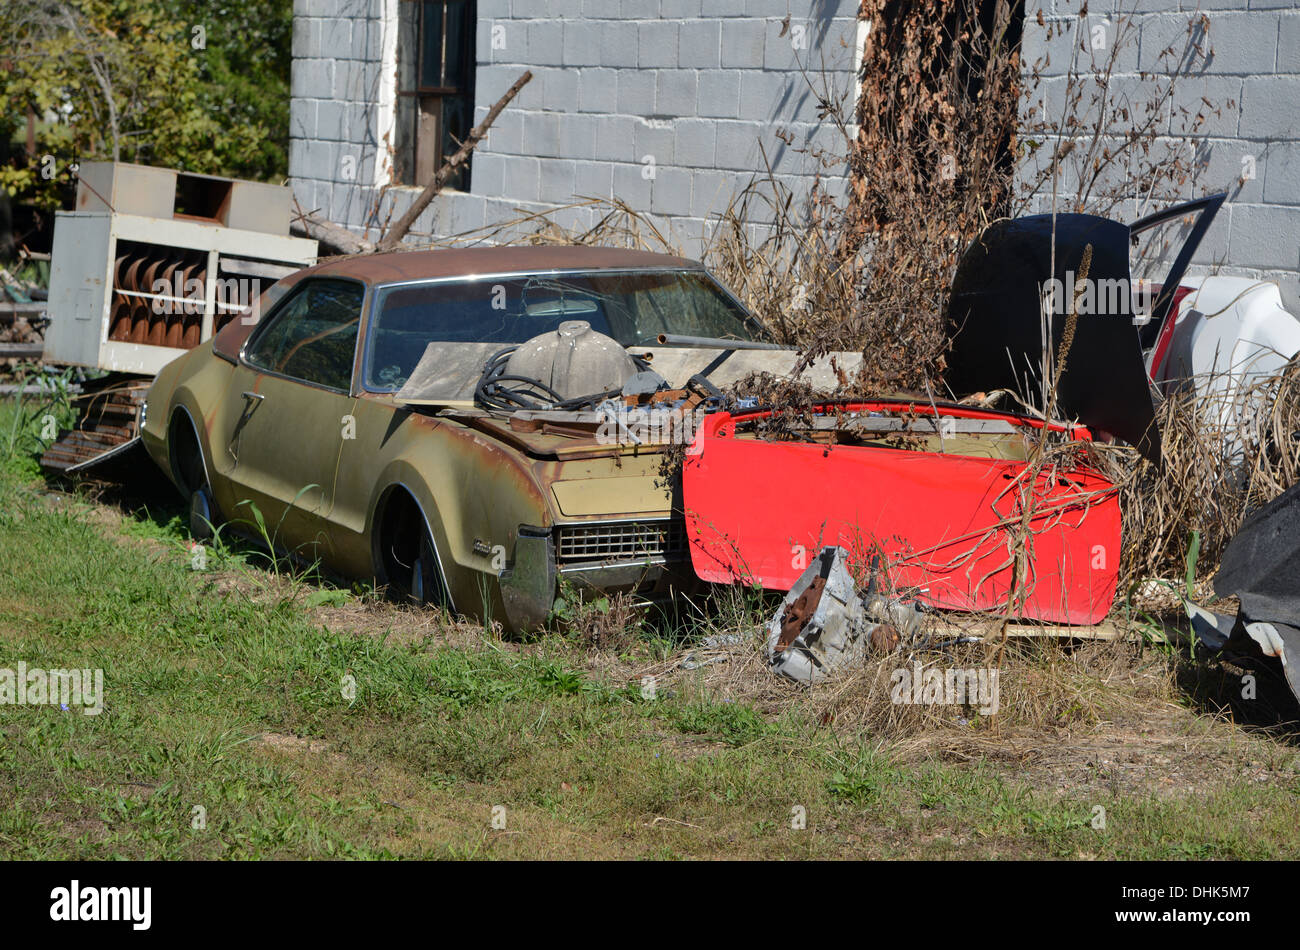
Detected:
left=1, top=399, right=1298, bottom=859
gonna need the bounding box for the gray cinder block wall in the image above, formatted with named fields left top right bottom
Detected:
left=1019, top=0, right=1300, bottom=300
left=290, top=0, right=862, bottom=258
left=290, top=0, right=390, bottom=232
left=292, top=0, right=1300, bottom=294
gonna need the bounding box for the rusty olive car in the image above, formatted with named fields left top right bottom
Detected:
left=141, top=246, right=844, bottom=631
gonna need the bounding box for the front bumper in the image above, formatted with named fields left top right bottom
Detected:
left=498, top=517, right=698, bottom=630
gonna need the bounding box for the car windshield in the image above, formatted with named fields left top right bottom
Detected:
left=364, top=269, right=759, bottom=391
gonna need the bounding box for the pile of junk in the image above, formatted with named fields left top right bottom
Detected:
left=675, top=194, right=1300, bottom=700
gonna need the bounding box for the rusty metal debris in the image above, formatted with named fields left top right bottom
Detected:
left=764, top=546, right=926, bottom=683
left=40, top=378, right=149, bottom=473
left=777, top=574, right=826, bottom=653
left=1185, top=482, right=1300, bottom=705
left=107, top=248, right=208, bottom=346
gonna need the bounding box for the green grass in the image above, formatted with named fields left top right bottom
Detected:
left=1, top=397, right=1299, bottom=859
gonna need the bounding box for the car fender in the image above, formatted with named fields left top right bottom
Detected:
left=143, top=347, right=207, bottom=489
left=362, top=440, right=552, bottom=622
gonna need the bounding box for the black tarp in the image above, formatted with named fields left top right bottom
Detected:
left=1213, top=483, right=1300, bottom=702
left=1185, top=483, right=1300, bottom=707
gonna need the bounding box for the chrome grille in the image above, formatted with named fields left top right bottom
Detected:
left=556, top=519, right=687, bottom=564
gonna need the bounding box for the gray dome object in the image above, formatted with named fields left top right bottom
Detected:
left=505, top=320, right=637, bottom=402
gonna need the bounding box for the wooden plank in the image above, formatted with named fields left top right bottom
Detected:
left=0, top=342, right=45, bottom=359
left=930, top=619, right=1172, bottom=644
left=0, top=302, right=49, bottom=316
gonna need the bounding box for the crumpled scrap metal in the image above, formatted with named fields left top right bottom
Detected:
left=1183, top=482, right=1300, bottom=705
left=765, top=546, right=927, bottom=683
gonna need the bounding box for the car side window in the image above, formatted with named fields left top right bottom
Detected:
left=244, top=279, right=365, bottom=391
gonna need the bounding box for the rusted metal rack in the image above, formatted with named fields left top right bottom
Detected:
left=39, top=378, right=150, bottom=473
left=40, top=161, right=318, bottom=472
left=44, top=214, right=317, bottom=376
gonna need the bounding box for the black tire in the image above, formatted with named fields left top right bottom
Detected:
left=189, top=485, right=216, bottom=542
left=379, top=492, right=449, bottom=608
left=171, top=414, right=218, bottom=541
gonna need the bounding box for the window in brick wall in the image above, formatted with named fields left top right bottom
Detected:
left=395, top=0, right=476, bottom=191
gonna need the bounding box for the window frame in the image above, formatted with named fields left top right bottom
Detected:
left=241, top=276, right=370, bottom=396
left=394, top=0, right=477, bottom=190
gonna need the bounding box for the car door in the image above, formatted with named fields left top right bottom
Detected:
left=211, top=277, right=366, bottom=558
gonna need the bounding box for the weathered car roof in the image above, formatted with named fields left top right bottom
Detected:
left=303, top=246, right=705, bottom=286
left=212, top=245, right=710, bottom=363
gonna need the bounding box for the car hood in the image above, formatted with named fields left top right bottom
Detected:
left=944, top=194, right=1226, bottom=463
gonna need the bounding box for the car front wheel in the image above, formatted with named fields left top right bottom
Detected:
left=189, top=484, right=216, bottom=542
left=379, top=491, right=449, bottom=608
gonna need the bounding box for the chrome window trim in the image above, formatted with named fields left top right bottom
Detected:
left=370, top=264, right=709, bottom=292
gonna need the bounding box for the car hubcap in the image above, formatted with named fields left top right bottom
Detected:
left=411, top=554, right=425, bottom=602
left=189, top=488, right=213, bottom=541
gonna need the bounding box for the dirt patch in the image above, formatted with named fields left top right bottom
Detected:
left=62, top=818, right=110, bottom=844
left=309, top=598, right=495, bottom=652
left=654, top=734, right=730, bottom=763
left=251, top=732, right=346, bottom=765
left=1012, top=708, right=1300, bottom=800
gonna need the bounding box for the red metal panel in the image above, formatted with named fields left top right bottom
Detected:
left=682, top=403, right=1121, bottom=625
left=1147, top=284, right=1193, bottom=384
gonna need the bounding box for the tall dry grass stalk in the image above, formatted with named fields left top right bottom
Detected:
left=1107, top=362, right=1300, bottom=589
left=828, top=0, right=1025, bottom=387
